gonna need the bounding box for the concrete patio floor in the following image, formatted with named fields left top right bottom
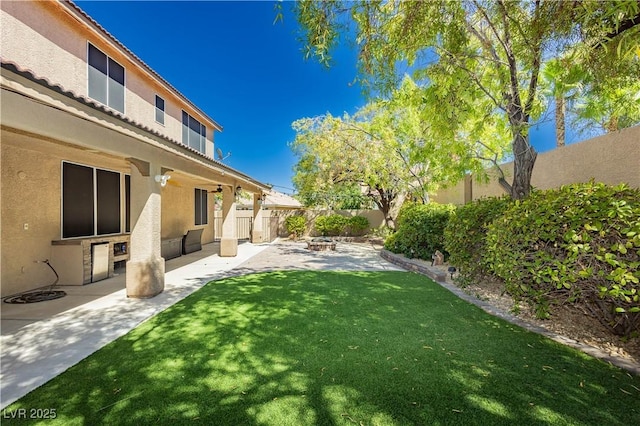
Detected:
left=0, top=239, right=400, bottom=409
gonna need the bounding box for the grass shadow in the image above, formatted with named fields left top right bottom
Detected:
left=2, top=271, right=639, bottom=425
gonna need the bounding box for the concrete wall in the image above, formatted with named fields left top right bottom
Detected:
left=0, top=1, right=216, bottom=154
left=432, top=125, right=640, bottom=204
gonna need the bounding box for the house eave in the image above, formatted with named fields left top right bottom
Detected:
left=1, top=61, right=270, bottom=192
left=60, top=0, right=222, bottom=132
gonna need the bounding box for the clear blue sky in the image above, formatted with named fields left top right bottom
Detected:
left=75, top=1, right=566, bottom=194
left=76, top=0, right=365, bottom=193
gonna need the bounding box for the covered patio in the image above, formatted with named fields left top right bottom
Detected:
left=0, top=240, right=272, bottom=408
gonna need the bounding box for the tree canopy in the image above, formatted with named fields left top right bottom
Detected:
left=291, top=76, right=511, bottom=227
left=293, top=0, right=640, bottom=199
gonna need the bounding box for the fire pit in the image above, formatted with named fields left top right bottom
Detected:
left=307, top=237, right=336, bottom=251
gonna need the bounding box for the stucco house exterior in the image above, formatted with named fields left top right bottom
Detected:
left=1, top=0, right=270, bottom=299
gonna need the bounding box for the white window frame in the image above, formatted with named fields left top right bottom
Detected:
left=194, top=188, right=208, bottom=226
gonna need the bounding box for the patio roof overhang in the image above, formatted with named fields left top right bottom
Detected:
left=1, top=61, right=270, bottom=194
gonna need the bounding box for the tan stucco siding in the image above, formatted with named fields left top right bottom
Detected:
left=1, top=1, right=87, bottom=98
left=431, top=179, right=466, bottom=205
left=472, top=125, right=640, bottom=199
left=1, top=130, right=131, bottom=297
left=161, top=184, right=215, bottom=244
left=1, top=1, right=215, bottom=157
left=433, top=125, right=640, bottom=204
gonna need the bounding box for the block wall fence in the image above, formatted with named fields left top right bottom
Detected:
left=432, top=125, right=640, bottom=205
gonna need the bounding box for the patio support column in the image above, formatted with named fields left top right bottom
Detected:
left=220, top=184, right=238, bottom=256
left=251, top=193, right=264, bottom=243
left=126, top=159, right=165, bottom=298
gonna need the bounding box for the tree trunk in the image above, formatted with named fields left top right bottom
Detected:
left=605, top=116, right=619, bottom=132
left=504, top=96, right=538, bottom=200
left=369, top=187, right=397, bottom=229
left=510, top=131, right=537, bottom=199
left=555, top=95, right=565, bottom=147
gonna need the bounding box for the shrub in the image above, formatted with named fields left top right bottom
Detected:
left=347, top=215, right=370, bottom=236
left=444, top=196, right=513, bottom=286
left=384, top=202, right=455, bottom=260
left=485, top=182, right=640, bottom=337
left=371, top=225, right=394, bottom=239
left=284, top=215, right=306, bottom=240
left=315, top=214, right=348, bottom=236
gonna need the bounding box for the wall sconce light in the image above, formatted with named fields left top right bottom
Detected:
left=216, top=184, right=223, bottom=193
left=235, top=185, right=242, bottom=196
left=154, top=174, right=171, bottom=187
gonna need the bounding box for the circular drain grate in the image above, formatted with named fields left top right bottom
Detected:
left=4, top=290, right=67, bottom=304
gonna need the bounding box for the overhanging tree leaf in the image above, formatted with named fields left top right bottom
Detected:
left=293, top=0, right=640, bottom=199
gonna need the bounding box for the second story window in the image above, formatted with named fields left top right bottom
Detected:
left=88, top=43, right=125, bottom=113
left=182, top=111, right=206, bottom=154
left=155, top=95, right=165, bottom=125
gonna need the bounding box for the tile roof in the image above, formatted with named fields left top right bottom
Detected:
left=237, top=189, right=303, bottom=209
left=63, top=0, right=222, bottom=131
left=1, top=60, right=269, bottom=190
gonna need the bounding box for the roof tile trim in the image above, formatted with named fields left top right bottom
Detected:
left=1, top=60, right=269, bottom=189
left=64, top=0, right=222, bottom=131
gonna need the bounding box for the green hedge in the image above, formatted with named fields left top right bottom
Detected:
left=347, top=215, right=370, bottom=236
left=485, top=182, right=640, bottom=337
left=284, top=215, right=306, bottom=239
left=444, top=196, right=513, bottom=286
left=315, top=214, right=348, bottom=236
left=384, top=202, right=455, bottom=260
left=314, top=214, right=370, bottom=237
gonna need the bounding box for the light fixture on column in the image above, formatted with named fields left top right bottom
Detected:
left=154, top=174, right=171, bottom=187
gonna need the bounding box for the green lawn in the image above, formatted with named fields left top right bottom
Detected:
left=3, top=271, right=639, bottom=425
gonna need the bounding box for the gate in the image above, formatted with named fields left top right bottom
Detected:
left=214, top=214, right=278, bottom=242
left=262, top=216, right=279, bottom=242
left=236, top=217, right=252, bottom=240
left=213, top=216, right=252, bottom=240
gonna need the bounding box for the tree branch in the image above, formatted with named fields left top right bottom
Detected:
left=471, top=0, right=511, bottom=61
left=595, top=5, right=640, bottom=47
left=465, top=19, right=503, bottom=66
left=523, top=0, right=543, bottom=118
left=497, top=0, right=523, bottom=110
left=474, top=139, right=512, bottom=194
left=436, top=46, right=507, bottom=112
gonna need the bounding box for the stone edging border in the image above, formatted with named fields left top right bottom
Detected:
left=380, top=249, right=640, bottom=376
